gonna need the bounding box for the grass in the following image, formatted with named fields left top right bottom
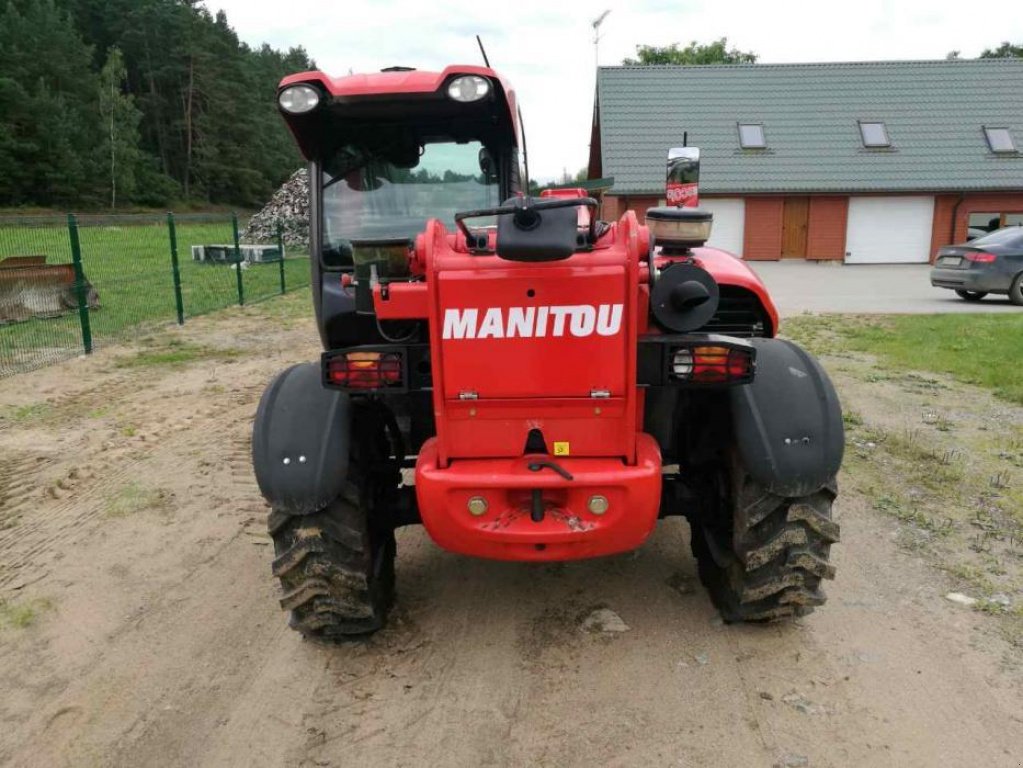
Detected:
left=1, top=215, right=310, bottom=376
left=873, top=494, right=956, bottom=536
left=0, top=597, right=53, bottom=629
left=114, top=338, right=243, bottom=369
left=786, top=314, right=1023, bottom=405
left=794, top=314, right=1023, bottom=642
left=0, top=402, right=54, bottom=424
left=846, top=414, right=1023, bottom=638
left=237, top=286, right=314, bottom=325
left=104, top=481, right=171, bottom=518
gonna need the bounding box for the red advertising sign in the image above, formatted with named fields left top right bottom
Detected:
left=666, top=148, right=700, bottom=208
left=666, top=181, right=699, bottom=207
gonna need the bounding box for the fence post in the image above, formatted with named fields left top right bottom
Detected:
left=276, top=221, right=286, bottom=295
left=167, top=212, right=185, bottom=324
left=67, top=213, right=93, bottom=355
left=231, top=212, right=244, bottom=306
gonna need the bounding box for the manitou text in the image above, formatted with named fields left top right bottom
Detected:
left=441, top=304, right=624, bottom=340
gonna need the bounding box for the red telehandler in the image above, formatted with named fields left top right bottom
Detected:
left=253, top=65, right=843, bottom=639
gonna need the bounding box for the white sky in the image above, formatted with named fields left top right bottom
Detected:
left=204, top=0, right=1022, bottom=182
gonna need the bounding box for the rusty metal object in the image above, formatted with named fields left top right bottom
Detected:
left=0, top=255, right=100, bottom=324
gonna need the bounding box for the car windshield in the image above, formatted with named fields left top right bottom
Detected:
left=321, top=140, right=500, bottom=245
left=970, top=226, right=1023, bottom=248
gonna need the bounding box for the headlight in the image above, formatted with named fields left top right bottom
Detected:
left=278, top=85, right=320, bottom=114
left=447, top=75, right=490, bottom=102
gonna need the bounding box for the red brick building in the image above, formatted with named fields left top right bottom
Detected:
left=590, top=60, right=1023, bottom=263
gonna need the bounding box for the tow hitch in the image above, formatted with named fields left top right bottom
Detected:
left=527, top=458, right=574, bottom=522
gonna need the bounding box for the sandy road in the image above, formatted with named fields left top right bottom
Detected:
left=1, top=295, right=1021, bottom=768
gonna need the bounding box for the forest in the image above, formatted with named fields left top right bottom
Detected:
left=0, top=0, right=313, bottom=209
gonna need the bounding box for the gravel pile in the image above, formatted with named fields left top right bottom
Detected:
left=242, top=168, right=310, bottom=247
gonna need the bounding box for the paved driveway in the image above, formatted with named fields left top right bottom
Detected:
left=749, top=262, right=1022, bottom=315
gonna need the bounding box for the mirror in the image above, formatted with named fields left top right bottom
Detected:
left=478, top=147, right=493, bottom=176
left=666, top=147, right=700, bottom=207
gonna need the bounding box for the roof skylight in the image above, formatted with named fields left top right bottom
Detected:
left=738, top=123, right=766, bottom=149
left=984, top=127, right=1016, bottom=153
left=859, top=121, right=890, bottom=148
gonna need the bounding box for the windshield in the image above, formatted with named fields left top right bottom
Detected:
left=322, top=141, right=500, bottom=245
left=971, top=226, right=1023, bottom=248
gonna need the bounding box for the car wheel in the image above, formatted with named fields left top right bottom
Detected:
left=955, top=289, right=988, bottom=302
left=1009, top=274, right=1023, bottom=307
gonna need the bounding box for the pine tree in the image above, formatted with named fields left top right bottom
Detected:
left=2, top=0, right=314, bottom=207
left=0, top=0, right=104, bottom=205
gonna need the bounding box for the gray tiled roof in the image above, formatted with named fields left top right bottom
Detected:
left=596, top=60, right=1023, bottom=195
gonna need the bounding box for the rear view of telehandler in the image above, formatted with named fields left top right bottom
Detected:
left=252, top=64, right=843, bottom=639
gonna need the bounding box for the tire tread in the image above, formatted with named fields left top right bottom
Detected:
left=693, top=472, right=839, bottom=623
left=269, top=496, right=394, bottom=640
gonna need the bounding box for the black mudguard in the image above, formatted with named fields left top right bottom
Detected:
left=252, top=362, right=351, bottom=515
left=730, top=339, right=844, bottom=497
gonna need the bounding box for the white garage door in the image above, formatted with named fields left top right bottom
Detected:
left=845, top=197, right=934, bottom=263
left=700, top=198, right=745, bottom=256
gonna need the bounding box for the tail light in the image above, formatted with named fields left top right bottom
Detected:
left=965, top=252, right=997, bottom=263
left=639, top=335, right=756, bottom=387
left=324, top=350, right=403, bottom=390
left=672, top=345, right=754, bottom=384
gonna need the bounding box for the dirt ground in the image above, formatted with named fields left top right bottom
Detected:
left=1, top=294, right=1021, bottom=768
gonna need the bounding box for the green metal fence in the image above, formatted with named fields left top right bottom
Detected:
left=0, top=213, right=310, bottom=378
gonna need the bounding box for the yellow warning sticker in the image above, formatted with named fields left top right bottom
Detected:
left=553, top=441, right=570, bottom=456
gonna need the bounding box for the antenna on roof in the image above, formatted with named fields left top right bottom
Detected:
left=591, top=9, right=611, bottom=69
left=519, top=106, right=531, bottom=198
left=476, top=36, right=491, bottom=68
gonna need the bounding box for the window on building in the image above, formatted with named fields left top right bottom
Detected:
left=983, top=127, right=1016, bottom=153
left=967, top=211, right=1023, bottom=240
left=859, top=121, right=890, bottom=147
left=737, top=123, right=766, bottom=149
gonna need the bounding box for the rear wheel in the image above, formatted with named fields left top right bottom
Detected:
left=690, top=456, right=839, bottom=622
left=955, top=289, right=987, bottom=301
left=1009, top=274, right=1023, bottom=306
left=270, top=494, right=395, bottom=639
left=268, top=401, right=403, bottom=640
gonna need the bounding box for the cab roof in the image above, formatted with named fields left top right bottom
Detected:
left=278, top=65, right=519, bottom=161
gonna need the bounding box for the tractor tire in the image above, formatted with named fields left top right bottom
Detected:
left=690, top=460, right=839, bottom=622
left=955, top=289, right=987, bottom=302
left=269, top=490, right=395, bottom=640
